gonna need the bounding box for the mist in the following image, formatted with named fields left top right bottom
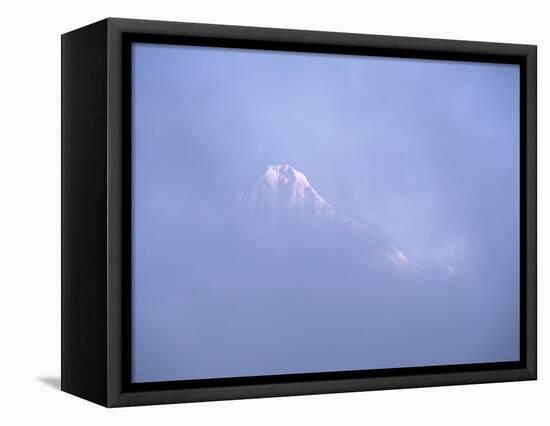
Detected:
left=131, top=43, right=520, bottom=382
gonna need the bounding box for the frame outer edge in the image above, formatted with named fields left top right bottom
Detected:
left=105, top=17, right=535, bottom=56
left=106, top=18, right=125, bottom=407
left=525, top=46, right=537, bottom=379
left=99, top=17, right=537, bottom=407
left=61, top=19, right=110, bottom=407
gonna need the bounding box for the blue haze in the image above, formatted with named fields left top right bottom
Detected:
left=132, top=43, right=520, bottom=382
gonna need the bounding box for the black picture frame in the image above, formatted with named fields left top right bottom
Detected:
left=61, top=17, right=537, bottom=407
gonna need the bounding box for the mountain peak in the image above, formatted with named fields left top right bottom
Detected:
left=234, top=164, right=420, bottom=271
left=263, top=164, right=311, bottom=189
left=238, top=164, right=335, bottom=220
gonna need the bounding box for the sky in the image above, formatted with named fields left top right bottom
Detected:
left=131, top=42, right=520, bottom=383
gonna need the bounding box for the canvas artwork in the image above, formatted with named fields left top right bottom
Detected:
left=131, top=43, right=520, bottom=383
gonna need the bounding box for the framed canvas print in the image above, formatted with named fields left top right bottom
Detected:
left=61, top=18, right=537, bottom=407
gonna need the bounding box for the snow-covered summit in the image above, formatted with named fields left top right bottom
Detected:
left=235, top=164, right=419, bottom=271
left=242, top=164, right=336, bottom=219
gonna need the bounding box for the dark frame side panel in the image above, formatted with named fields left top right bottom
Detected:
left=61, top=19, right=109, bottom=406
left=61, top=17, right=536, bottom=407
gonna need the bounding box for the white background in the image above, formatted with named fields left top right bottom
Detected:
left=0, top=0, right=546, bottom=424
